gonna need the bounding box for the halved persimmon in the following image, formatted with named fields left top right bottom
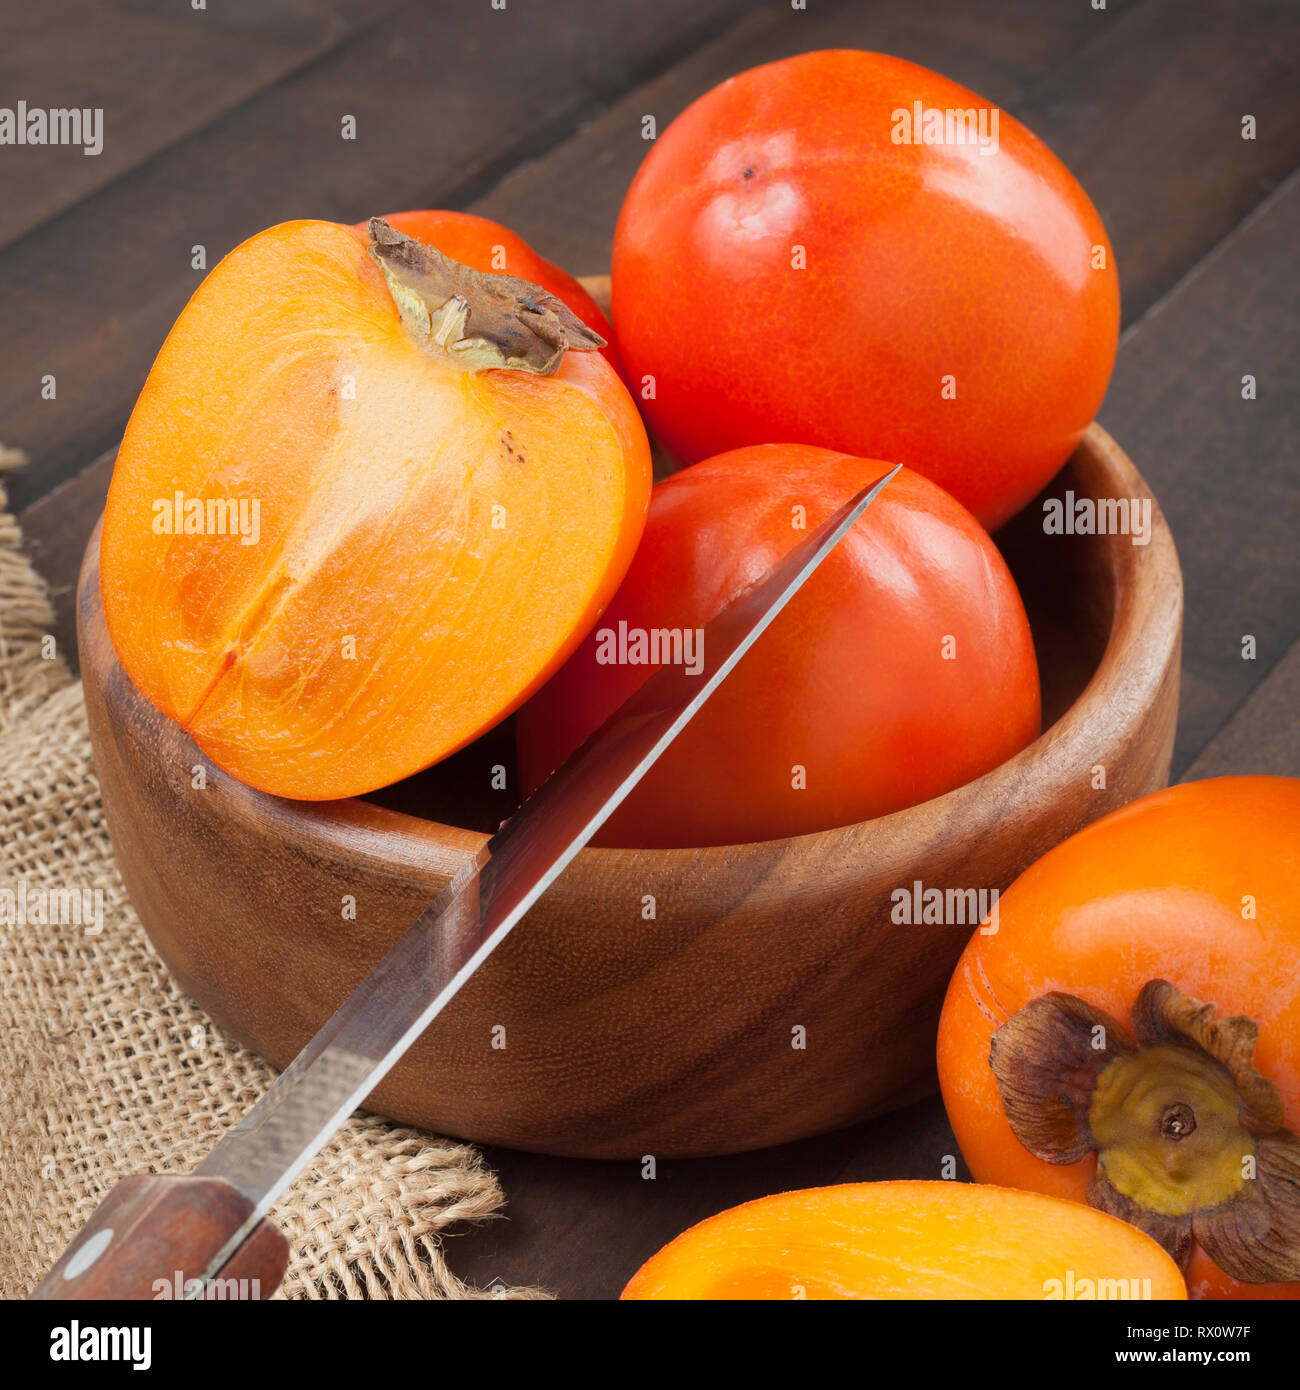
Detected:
left=100, top=217, right=650, bottom=799
left=621, top=1181, right=1186, bottom=1300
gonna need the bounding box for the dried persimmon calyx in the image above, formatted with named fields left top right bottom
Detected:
left=367, top=217, right=605, bottom=375
left=989, top=978, right=1300, bottom=1283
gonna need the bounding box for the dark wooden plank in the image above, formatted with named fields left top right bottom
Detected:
left=0, top=0, right=397, bottom=250
left=1099, top=173, right=1300, bottom=774
left=0, top=0, right=756, bottom=514
left=1016, top=0, right=1300, bottom=323
left=1183, top=637, right=1300, bottom=780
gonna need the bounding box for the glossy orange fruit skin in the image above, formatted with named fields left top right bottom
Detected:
left=516, top=444, right=1040, bottom=848
left=621, top=1181, right=1186, bottom=1300
left=611, top=50, right=1120, bottom=531
left=355, top=209, right=624, bottom=378
left=937, top=776, right=1300, bottom=1300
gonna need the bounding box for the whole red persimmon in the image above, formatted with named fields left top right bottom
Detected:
left=611, top=50, right=1119, bottom=531
left=354, top=209, right=623, bottom=377
left=515, top=445, right=1041, bottom=848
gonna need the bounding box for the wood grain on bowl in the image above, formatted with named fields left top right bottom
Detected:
left=79, top=422, right=1181, bottom=1158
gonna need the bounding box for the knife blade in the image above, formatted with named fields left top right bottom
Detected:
left=35, top=462, right=900, bottom=1299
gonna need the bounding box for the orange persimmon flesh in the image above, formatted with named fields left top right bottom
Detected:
left=622, top=1182, right=1187, bottom=1300
left=100, top=219, right=650, bottom=799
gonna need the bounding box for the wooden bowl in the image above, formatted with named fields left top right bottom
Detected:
left=78, top=422, right=1181, bottom=1158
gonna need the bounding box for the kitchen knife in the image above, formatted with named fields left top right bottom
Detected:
left=30, top=463, right=901, bottom=1300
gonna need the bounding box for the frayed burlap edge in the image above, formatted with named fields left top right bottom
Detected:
left=0, top=448, right=67, bottom=728
left=0, top=451, right=547, bottom=1299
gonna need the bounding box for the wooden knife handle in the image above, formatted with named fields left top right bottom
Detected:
left=29, top=1175, right=289, bottom=1300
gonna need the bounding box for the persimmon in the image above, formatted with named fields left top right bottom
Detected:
left=611, top=50, right=1119, bottom=531
left=100, top=217, right=650, bottom=799
left=621, top=1181, right=1186, bottom=1300
left=515, top=445, right=1040, bottom=848
left=937, top=776, right=1300, bottom=1300
left=353, top=209, right=623, bottom=378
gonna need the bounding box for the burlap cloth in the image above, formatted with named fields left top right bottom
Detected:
left=0, top=449, right=544, bottom=1299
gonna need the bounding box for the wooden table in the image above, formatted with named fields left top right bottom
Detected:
left=6, top=0, right=1297, bottom=1299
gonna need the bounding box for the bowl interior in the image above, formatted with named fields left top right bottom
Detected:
left=366, top=454, right=1115, bottom=840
